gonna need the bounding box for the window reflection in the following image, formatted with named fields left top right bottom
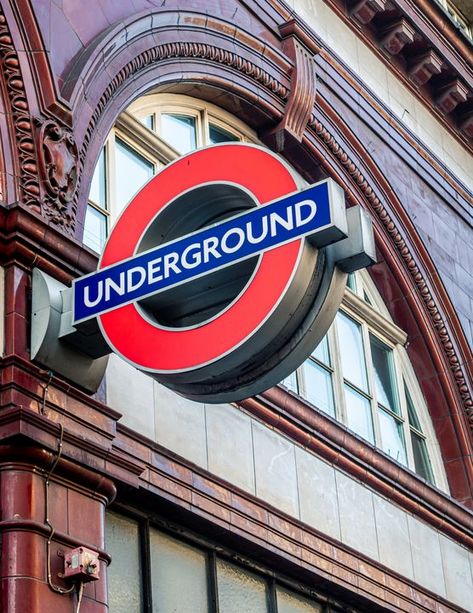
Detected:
left=84, top=206, right=107, bottom=253
left=344, top=385, right=374, bottom=443
left=115, top=138, right=154, bottom=214
left=209, top=124, right=239, bottom=144
left=378, top=408, right=407, bottom=464
left=161, top=114, right=197, bottom=153
left=337, top=312, right=368, bottom=391
left=370, top=335, right=399, bottom=413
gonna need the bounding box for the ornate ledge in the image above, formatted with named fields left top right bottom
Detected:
left=323, top=0, right=473, bottom=145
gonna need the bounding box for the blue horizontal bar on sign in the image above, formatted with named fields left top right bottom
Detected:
left=73, top=180, right=346, bottom=324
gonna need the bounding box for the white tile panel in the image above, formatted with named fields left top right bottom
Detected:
left=335, top=470, right=379, bottom=561
left=252, top=420, right=300, bottom=516
left=106, top=354, right=155, bottom=440
left=439, top=534, right=473, bottom=611
left=373, top=495, right=414, bottom=579
left=154, top=382, right=207, bottom=469
left=295, top=447, right=340, bottom=540
left=205, top=403, right=256, bottom=494
left=407, top=515, right=446, bottom=597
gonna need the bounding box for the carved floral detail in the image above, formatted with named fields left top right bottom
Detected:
left=308, top=112, right=473, bottom=428
left=37, top=120, right=78, bottom=230
left=0, top=10, right=40, bottom=211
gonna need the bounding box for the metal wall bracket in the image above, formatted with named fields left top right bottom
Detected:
left=31, top=269, right=110, bottom=393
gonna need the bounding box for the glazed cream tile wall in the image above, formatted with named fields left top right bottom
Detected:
left=288, top=0, right=472, bottom=190
left=107, top=364, right=473, bottom=609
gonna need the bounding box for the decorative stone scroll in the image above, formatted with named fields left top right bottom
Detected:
left=263, top=19, right=319, bottom=152
left=37, top=119, right=78, bottom=230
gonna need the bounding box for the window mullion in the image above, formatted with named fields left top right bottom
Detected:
left=362, top=322, right=380, bottom=446
left=329, top=320, right=346, bottom=424
left=268, top=578, right=278, bottom=613
left=108, top=130, right=118, bottom=220
left=140, top=518, right=153, bottom=613
left=394, top=351, right=415, bottom=470
left=202, top=107, right=210, bottom=146
left=208, top=551, right=219, bottom=613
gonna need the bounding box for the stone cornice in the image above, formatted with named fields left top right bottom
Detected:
left=320, top=0, right=473, bottom=144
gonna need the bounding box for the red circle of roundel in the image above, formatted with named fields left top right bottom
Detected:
left=98, top=144, right=302, bottom=373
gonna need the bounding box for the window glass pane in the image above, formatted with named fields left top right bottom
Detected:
left=141, top=114, right=154, bottom=130
left=311, top=335, right=330, bottom=365
left=89, top=147, right=106, bottom=207
left=370, top=335, right=399, bottom=413
left=282, top=370, right=298, bottom=393
left=405, top=386, right=422, bottom=431
left=346, top=272, right=357, bottom=292
left=105, top=512, right=142, bottom=613
left=83, top=205, right=107, bottom=253
left=302, top=360, right=335, bottom=417
left=150, top=529, right=209, bottom=613
left=411, top=431, right=434, bottom=484
left=115, top=139, right=154, bottom=215
left=336, top=312, right=368, bottom=391
left=209, top=124, right=239, bottom=144
left=277, top=587, right=322, bottom=613
left=217, top=559, right=268, bottom=613
left=378, top=407, right=407, bottom=465
left=344, top=385, right=374, bottom=443
left=161, top=114, right=196, bottom=153
left=405, top=387, right=434, bottom=483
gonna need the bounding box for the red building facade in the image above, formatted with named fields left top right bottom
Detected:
left=0, top=1, right=472, bottom=612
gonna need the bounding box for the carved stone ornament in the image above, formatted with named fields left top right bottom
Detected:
left=0, top=9, right=41, bottom=211
left=37, top=120, right=78, bottom=231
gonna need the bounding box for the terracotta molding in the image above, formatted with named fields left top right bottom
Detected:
left=6, top=0, right=72, bottom=125
left=350, top=0, right=386, bottom=25
left=34, top=118, right=79, bottom=233
left=66, top=11, right=291, bottom=231
left=115, top=426, right=466, bottom=613
left=395, top=0, right=473, bottom=67
left=316, top=50, right=472, bottom=209
left=78, top=40, right=289, bottom=162
left=306, top=104, right=473, bottom=445
left=0, top=517, right=111, bottom=564
left=408, top=50, right=443, bottom=87
left=321, top=0, right=473, bottom=148
left=0, top=402, right=143, bottom=490
left=240, top=391, right=473, bottom=549
left=263, top=19, right=319, bottom=151
left=0, top=7, right=41, bottom=211
left=380, top=18, right=416, bottom=56
left=0, top=446, right=117, bottom=505
left=436, top=79, right=469, bottom=115
left=0, top=204, right=99, bottom=281
left=0, top=6, right=78, bottom=233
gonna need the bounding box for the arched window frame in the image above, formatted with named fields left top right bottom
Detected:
left=284, top=269, right=449, bottom=492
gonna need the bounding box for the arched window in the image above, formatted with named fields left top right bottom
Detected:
left=83, top=94, right=256, bottom=252
left=282, top=270, right=448, bottom=489
left=84, top=93, right=447, bottom=491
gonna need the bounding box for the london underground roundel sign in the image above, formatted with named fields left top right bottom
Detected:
left=72, top=143, right=375, bottom=402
